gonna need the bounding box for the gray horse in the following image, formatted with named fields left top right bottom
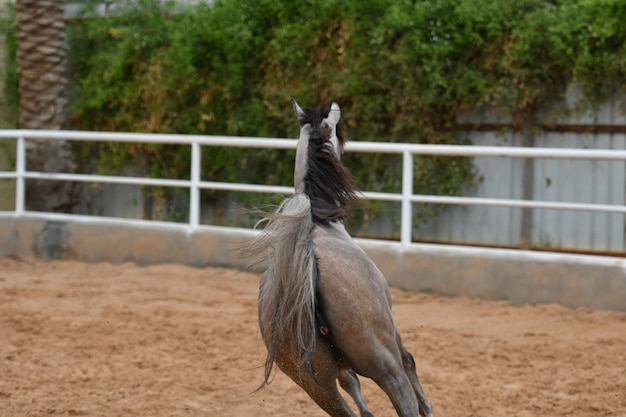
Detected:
left=242, top=99, right=434, bottom=417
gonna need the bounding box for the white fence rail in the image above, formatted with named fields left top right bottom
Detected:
left=2, top=129, right=626, bottom=248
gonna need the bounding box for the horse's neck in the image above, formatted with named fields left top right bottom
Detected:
left=293, top=125, right=311, bottom=193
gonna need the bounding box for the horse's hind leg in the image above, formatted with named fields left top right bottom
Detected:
left=401, top=349, right=433, bottom=417
left=373, top=364, right=421, bottom=417
left=338, top=369, right=374, bottom=417
left=349, top=347, right=420, bottom=417
left=294, top=373, right=356, bottom=417
left=277, top=340, right=357, bottom=417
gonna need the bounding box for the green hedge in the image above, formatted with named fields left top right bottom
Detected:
left=61, top=0, right=626, bottom=226
left=0, top=1, right=17, bottom=128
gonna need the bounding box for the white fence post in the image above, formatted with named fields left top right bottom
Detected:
left=15, top=136, right=25, bottom=215
left=401, top=150, right=413, bottom=247
left=189, top=141, right=201, bottom=229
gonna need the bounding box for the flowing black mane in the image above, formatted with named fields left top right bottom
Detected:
left=296, top=104, right=359, bottom=224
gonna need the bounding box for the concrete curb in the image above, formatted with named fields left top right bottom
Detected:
left=2, top=215, right=625, bottom=311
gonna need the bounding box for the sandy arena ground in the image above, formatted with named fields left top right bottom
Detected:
left=1, top=256, right=625, bottom=417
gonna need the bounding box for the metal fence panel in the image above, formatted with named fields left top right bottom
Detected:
left=417, top=131, right=525, bottom=247
left=532, top=132, right=625, bottom=252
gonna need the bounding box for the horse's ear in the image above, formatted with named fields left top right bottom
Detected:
left=292, top=97, right=305, bottom=122
left=327, top=102, right=341, bottom=125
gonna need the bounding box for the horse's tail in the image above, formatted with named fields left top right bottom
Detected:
left=240, top=193, right=317, bottom=387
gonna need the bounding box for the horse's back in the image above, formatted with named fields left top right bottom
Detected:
left=312, top=223, right=390, bottom=305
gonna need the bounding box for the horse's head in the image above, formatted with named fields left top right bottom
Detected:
left=290, top=98, right=357, bottom=222
left=292, top=98, right=344, bottom=159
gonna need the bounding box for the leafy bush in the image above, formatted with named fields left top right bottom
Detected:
left=62, top=0, right=625, bottom=229
left=0, top=1, right=18, bottom=128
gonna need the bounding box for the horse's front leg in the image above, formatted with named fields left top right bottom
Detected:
left=338, top=368, right=375, bottom=417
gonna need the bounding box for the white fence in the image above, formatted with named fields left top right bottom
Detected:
left=1, top=129, right=626, bottom=250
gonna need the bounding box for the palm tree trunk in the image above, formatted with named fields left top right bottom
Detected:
left=16, top=0, right=77, bottom=212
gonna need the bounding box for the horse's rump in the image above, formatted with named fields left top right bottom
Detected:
left=312, top=224, right=399, bottom=370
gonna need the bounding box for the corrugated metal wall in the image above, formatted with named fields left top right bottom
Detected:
left=418, top=91, right=626, bottom=253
